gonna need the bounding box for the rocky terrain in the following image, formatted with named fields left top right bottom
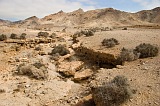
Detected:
left=0, top=7, right=160, bottom=106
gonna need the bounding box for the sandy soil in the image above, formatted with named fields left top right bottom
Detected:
left=0, top=26, right=159, bottom=106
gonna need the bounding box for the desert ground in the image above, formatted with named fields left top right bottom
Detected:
left=0, top=25, right=159, bottom=106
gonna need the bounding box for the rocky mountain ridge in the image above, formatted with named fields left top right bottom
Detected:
left=1, top=7, right=160, bottom=27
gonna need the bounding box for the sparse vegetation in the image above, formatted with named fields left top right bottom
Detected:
left=72, top=34, right=79, bottom=43
left=0, top=89, right=5, bottom=93
left=19, top=33, right=26, bottom=39
left=82, top=30, right=94, bottom=37
left=16, top=62, right=48, bottom=80
left=10, top=33, right=18, bottom=39
left=37, top=32, right=49, bottom=38
left=10, top=45, right=21, bottom=51
left=102, top=38, right=119, bottom=48
left=35, top=45, right=42, bottom=51
left=134, top=43, right=159, bottom=58
left=50, top=44, right=70, bottom=56
left=73, top=31, right=84, bottom=37
left=50, top=53, right=60, bottom=61
left=50, top=32, right=57, bottom=38
left=0, top=34, right=7, bottom=41
left=92, top=75, right=133, bottom=106
left=117, top=48, right=139, bottom=64
left=74, top=30, right=94, bottom=37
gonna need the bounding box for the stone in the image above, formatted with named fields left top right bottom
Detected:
left=58, top=61, right=84, bottom=77
left=74, top=69, right=93, bottom=81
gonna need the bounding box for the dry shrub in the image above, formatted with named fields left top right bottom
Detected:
left=20, top=33, right=26, bottom=39
left=37, top=32, right=49, bottom=38
left=74, top=30, right=94, bottom=37
left=73, top=31, right=84, bottom=37
left=50, top=44, right=70, bottom=56
left=102, top=38, right=119, bottom=48
left=50, top=32, right=57, bottom=38
left=10, top=45, right=21, bottom=51
left=0, top=34, right=7, bottom=41
left=72, top=34, right=79, bottom=43
left=92, top=75, right=133, bottom=106
left=134, top=43, right=159, bottom=58
left=10, top=33, right=18, bottom=39
left=35, top=45, right=42, bottom=51
left=117, top=48, right=139, bottom=64
left=16, top=63, right=48, bottom=80
left=82, top=30, right=94, bottom=37
left=50, top=53, right=60, bottom=61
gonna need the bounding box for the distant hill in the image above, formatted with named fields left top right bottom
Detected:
left=2, top=7, right=160, bottom=28
left=0, top=19, right=11, bottom=26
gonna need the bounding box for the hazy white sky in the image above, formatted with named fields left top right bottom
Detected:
left=0, top=0, right=160, bottom=21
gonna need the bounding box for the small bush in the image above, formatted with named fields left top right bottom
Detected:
left=92, top=75, right=133, bottom=106
left=50, top=32, right=57, bottom=38
left=102, top=38, right=119, bottom=48
left=74, top=30, right=94, bottom=37
left=73, top=31, right=84, bottom=37
left=37, top=32, right=49, bottom=38
left=0, top=34, right=7, bottom=41
left=35, top=45, right=43, bottom=51
left=72, top=34, right=79, bottom=43
left=82, top=30, right=94, bottom=37
left=20, top=33, right=26, bottom=39
left=134, top=43, right=159, bottom=58
left=50, top=44, right=70, bottom=56
left=16, top=63, right=48, bottom=80
left=10, top=33, right=18, bottom=39
left=117, top=48, right=139, bottom=63
left=50, top=53, right=60, bottom=61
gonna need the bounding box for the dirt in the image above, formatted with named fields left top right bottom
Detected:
left=0, top=26, right=159, bottom=106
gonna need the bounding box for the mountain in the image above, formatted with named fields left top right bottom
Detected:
left=0, top=19, right=11, bottom=26
left=41, top=7, right=160, bottom=27
left=6, top=7, right=160, bottom=28
left=11, top=16, right=40, bottom=28
left=135, top=7, right=160, bottom=24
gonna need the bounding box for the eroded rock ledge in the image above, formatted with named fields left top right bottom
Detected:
left=74, top=45, right=120, bottom=67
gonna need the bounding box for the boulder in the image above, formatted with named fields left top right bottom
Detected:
left=74, top=69, right=93, bottom=81
left=58, top=61, right=84, bottom=77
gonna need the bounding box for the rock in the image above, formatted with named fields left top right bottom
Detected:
left=75, top=94, right=94, bottom=106
left=58, top=61, right=84, bottom=77
left=39, top=51, right=46, bottom=55
left=116, top=65, right=124, bottom=69
left=19, top=58, right=29, bottom=62
left=74, top=69, right=93, bottom=81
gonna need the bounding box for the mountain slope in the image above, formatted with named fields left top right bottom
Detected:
left=7, top=7, right=160, bottom=28
left=41, top=7, right=160, bottom=27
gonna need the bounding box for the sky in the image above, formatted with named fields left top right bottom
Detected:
left=0, top=0, right=160, bottom=21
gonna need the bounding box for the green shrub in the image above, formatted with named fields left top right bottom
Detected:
left=92, top=75, right=133, bottom=106
left=20, top=33, right=26, bottom=39
left=37, top=32, right=49, bottom=38
left=0, top=34, right=7, bottom=41
left=102, top=38, right=119, bottom=48
left=10, top=33, right=18, bottom=39
left=134, top=43, right=159, bottom=58
left=50, top=44, right=70, bottom=56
